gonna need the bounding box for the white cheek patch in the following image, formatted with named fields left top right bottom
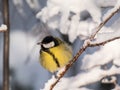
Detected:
left=43, top=41, right=55, bottom=48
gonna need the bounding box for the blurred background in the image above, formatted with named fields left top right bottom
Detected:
left=0, top=0, right=120, bottom=90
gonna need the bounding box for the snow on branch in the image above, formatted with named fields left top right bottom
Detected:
left=89, top=31, right=120, bottom=47
left=41, top=1, right=120, bottom=90
left=90, top=1, right=120, bottom=40
left=0, top=24, right=7, bottom=32
left=103, top=0, right=120, bottom=20
left=70, top=66, right=120, bottom=88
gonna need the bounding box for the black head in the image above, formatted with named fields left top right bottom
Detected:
left=41, top=36, right=59, bottom=50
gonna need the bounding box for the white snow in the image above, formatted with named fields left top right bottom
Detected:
left=0, top=24, right=7, bottom=31
left=71, top=66, right=120, bottom=88
left=81, top=39, right=120, bottom=70
left=41, top=76, right=56, bottom=90
left=91, top=28, right=120, bottom=44
left=97, top=0, right=117, bottom=7
left=48, top=66, right=120, bottom=90
left=103, top=0, right=120, bottom=20
left=37, top=0, right=102, bottom=42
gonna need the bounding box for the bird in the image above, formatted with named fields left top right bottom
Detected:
left=38, top=35, right=72, bottom=75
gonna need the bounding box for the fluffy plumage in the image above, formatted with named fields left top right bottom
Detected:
left=39, top=36, right=72, bottom=73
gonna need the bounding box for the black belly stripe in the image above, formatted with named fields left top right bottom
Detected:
left=43, top=50, right=60, bottom=67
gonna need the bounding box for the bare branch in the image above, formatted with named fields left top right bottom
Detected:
left=2, top=0, right=10, bottom=90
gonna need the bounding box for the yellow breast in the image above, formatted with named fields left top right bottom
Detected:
left=40, top=44, right=72, bottom=72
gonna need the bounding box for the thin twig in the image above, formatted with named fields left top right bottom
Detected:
left=2, top=0, right=10, bottom=90
left=90, top=6, right=120, bottom=40
left=89, top=36, right=120, bottom=47
left=49, top=4, right=120, bottom=90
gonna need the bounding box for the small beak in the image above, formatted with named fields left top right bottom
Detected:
left=37, top=42, right=42, bottom=45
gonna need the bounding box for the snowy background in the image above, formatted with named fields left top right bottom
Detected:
left=0, top=0, right=120, bottom=90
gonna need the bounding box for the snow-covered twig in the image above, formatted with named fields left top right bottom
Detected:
left=0, top=24, right=7, bottom=32
left=90, top=4, right=120, bottom=40
left=89, top=36, right=120, bottom=47
left=43, top=2, right=120, bottom=90
left=50, top=45, right=88, bottom=90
